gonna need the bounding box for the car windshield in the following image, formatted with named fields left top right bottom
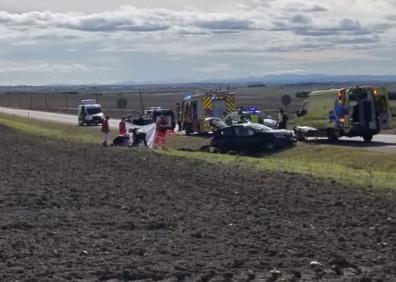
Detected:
left=247, top=123, right=273, bottom=132
left=86, top=107, right=102, bottom=115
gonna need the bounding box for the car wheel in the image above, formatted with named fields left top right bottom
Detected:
left=327, top=128, right=338, bottom=143
left=263, top=140, right=275, bottom=151
left=216, top=147, right=228, bottom=154
left=295, top=130, right=305, bottom=142
left=199, top=145, right=210, bottom=152
left=363, top=134, right=373, bottom=143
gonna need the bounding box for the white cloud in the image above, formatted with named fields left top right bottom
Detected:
left=0, top=6, right=263, bottom=36
left=195, top=63, right=233, bottom=73
left=0, top=1, right=396, bottom=83
left=283, top=49, right=385, bottom=63
left=0, top=3, right=394, bottom=50
left=0, top=60, right=103, bottom=73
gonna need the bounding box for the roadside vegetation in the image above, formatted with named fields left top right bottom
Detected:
left=164, top=145, right=396, bottom=190
left=1, top=113, right=395, bottom=190
left=388, top=100, right=396, bottom=133
left=0, top=113, right=101, bottom=144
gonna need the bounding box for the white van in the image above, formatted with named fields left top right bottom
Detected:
left=78, top=100, right=104, bottom=126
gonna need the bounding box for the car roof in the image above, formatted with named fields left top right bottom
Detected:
left=226, top=123, right=254, bottom=129
left=234, top=122, right=274, bottom=131
left=83, top=104, right=101, bottom=107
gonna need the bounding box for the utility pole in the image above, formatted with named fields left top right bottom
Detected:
left=139, top=89, right=144, bottom=114
left=65, top=93, right=69, bottom=111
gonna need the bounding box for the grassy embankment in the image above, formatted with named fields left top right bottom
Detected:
left=0, top=113, right=101, bottom=144
left=389, top=100, right=396, bottom=133
left=0, top=113, right=395, bottom=189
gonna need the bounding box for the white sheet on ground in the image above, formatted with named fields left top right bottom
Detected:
left=126, top=122, right=157, bottom=149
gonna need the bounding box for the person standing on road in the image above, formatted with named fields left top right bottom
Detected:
left=250, top=110, right=259, bottom=123
left=119, top=116, right=127, bottom=136
left=237, top=109, right=244, bottom=123
left=176, top=103, right=182, bottom=132
left=101, top=115, right=110, bottom=146
left=277, top=109, right=288, bottom=129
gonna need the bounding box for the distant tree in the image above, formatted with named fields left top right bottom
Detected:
left=247, top=84, right=267, bottom=88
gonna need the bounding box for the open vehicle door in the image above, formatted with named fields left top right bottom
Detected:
left=374, top=87, right=392, bottom=130
left=205, top=117, right=227, bottom=130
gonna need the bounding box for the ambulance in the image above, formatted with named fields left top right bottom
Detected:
left=180, top=90, right=236, bottom=134
left=294, top=86, right=392, bottom=142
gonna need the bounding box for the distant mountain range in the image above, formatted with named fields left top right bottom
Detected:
left=199, top=74, right=396, bottom=85
left=1, top=74, right=395, bottom=91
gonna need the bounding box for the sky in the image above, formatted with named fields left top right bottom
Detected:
left=0, top=0, right=396, bottom=85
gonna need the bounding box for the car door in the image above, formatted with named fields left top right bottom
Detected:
left=215, top=127, right=235, bottom=149
left=233, top=125, right=258, bottom=150
left=206, top=117, right=227, bottom=131
left=79, top=106, right=85, bottom=122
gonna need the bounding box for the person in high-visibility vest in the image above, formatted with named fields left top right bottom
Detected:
left=155, top=115, right=168, bottom=149
left=250, top=113, right=259, bottom=123
left=119, top=117, right=127, bottom=136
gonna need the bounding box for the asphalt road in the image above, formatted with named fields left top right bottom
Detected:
left=1, top=106, right=396, bottom=152
left=0, top=106, right=119, bottom=128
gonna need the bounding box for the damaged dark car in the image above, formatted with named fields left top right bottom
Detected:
left=206, top=117, right=296, bottom=153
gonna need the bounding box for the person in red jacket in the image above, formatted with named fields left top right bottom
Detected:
left=119, top=116, right=127, bottom=136
left=101, top=115, right=110, bottom=146
left=155, top=115, right=168, bottom=149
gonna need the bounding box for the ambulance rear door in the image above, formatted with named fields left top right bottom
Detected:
left=374, top=87, right=392, bottom=130
left=213, top=99, right=227, bottom=118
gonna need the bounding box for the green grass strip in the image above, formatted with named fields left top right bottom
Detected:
left=1, top=113, right=395, bottom=189
left=161, top=149, right=396, bottom=190
left=0, top=114, right=100, bottom=144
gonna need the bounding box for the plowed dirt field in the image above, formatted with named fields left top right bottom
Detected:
left=0, top=125, right=395, bottom=281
